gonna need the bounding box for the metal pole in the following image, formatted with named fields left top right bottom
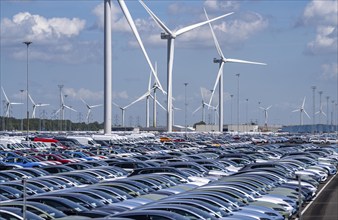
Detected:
left=326, top=96, right=329, bottom=125
left=184, top=83, right=188, bottom=138
left=246, top=98, right=249, bottom=132
left=104, top=0, right=112, bottom=134
left=20, top=89, right=24, bottom=130
left=236, top=74, right=240, bottom=132
left=23, top=41, right=31, bottom=140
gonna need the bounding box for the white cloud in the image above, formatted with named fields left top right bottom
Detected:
left=321, top=62, right=338, bottom=80
left=303, top=0, right=338, bottom=26
left=91, top=2, right=130, bottom=32
left=204, top=0, right=240, bottom=12
left=114, top=91, right=129, bottom=99
left=301, top=0, right=338, bottom=55
left=213, top=12, right=268, bottom=43
left=1, top=12, right=85, bottom=43
left=306, top=26, right=337, bottom=54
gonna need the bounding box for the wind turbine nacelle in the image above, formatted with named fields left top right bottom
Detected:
left=213, top=58, right=221, bottom=63
left=161, top=32, right=170, bottom=39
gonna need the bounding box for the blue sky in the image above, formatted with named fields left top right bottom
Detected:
left=0, top=0, right=337, bottom=127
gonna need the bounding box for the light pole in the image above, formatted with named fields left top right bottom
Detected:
left=184, top=82, right=188, bottom=138
left=331, top=100, right=335, bottom=126
left=318, top=91, right=323, bottom=124
left=230, top=94, right=234, bottom=127
left=245, top=99, right=249, bottom=131
left=326, top=96, right=329, bottom=125
left=236, top=73, right=240, bottom=132
left=257, top=101, right=261, bottom=126
left=23, top=41, right=32, bottom=140
left=311, top=86, right=316, bottom=133
left=20, top=89, right=24, bottom=131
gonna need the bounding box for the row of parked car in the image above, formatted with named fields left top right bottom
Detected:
left=0, top=132, right=337, bottom=219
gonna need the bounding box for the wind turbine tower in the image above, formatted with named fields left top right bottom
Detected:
left=205, top=9, right=266, bottom=132
left=318, top=91, right=323, bottom=124
left=260, top=105, right=272, bottom=128
left=292, top=97, right=310, bottom=125
left=104, top=0, right=112, bottom=134
left=139, top=1, right=233, bottom=132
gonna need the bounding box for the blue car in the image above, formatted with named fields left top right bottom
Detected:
left=2, top=156, right=48, bottom=168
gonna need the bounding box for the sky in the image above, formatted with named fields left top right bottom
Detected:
left=0, top=0, right=337, bottom=128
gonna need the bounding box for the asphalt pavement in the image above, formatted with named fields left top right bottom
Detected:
left=300, top=173, right=338, bottom=220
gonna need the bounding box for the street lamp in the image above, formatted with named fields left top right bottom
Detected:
left=326, top=96, right=329, bottom=125
left=23, top=41, right=32, bottom=140
left=20, top=89, right=24, bottom=131
left=236, top=73, right=240, bottom=132
left=184, top=83, right=188, bottom=138
left=230, top=94, right=234, bottom=127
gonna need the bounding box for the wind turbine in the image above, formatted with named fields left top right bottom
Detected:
left=1, top=87, right=23, bottom=118
left=192, top=88, right=212, bottom=122
left=260, top=105, right=272, bottom=127
left=292, top=97, right=310, bottom=125
left=28, top=94, right=49, bottom=119
left=315, top=103, right=326, bottom=122
left=205, top=9, right=266, bottom=132
left=81, top=98, right=102, bottom=124
left=113, top=89, right=154, bottom=127
left=54, top=92, right=76, bottom=120
left=139, top=0, right=233, bottom=132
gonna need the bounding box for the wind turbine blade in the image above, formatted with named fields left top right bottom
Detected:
left=304, top=109, right=311, bottom=119
left=267, top=105, right=272, bottom=110
left=64, top=105, right=77, bottom=112
left=54, top=108, right=61, bottom=115
left=28, top=94, right=35, bottom=105
left=1, top=87, right=9, bottom=103
left=36, top=104, right=49, bottom=107
left=204, top=8, right=224, bottom=58
left=292, top=109, right=300, bottom=112
left=112, top=102, right=120, bottom=108
left=200, top=87, right=205, bottom=102
left=138, top=0, right=173, bottom=36
left=208, top=62, right=224, bottom=106
left=192, top=106, right=202, bottom=115
left=204, top=102, right=213, bottom=109
left=173, top=107, right=182, bottom=111
left=118, top=0, right=165, bottom=94
left=225, top=58, right=266, bottom=65
left=32, top=106, right=36, bottom=118
left=302, top=97, right=306, bottom=108
left=11, top=102, right=23, bottom=105
left=80, top=98, right=89, bottom=106
left=150, top=94, right=167, bottom=111
left=125, top=91, right=150, bottom=109
left=148, top=70, right=152, bottom=91
left=175, top=12, right=234, bottom=37
left=322, top=111, right=327, bottom=117
left=90, top=104, right=102, bottom=108
left=86, top=109, right=91, bottom=122
left=259, top=106, right=265, bottom=110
